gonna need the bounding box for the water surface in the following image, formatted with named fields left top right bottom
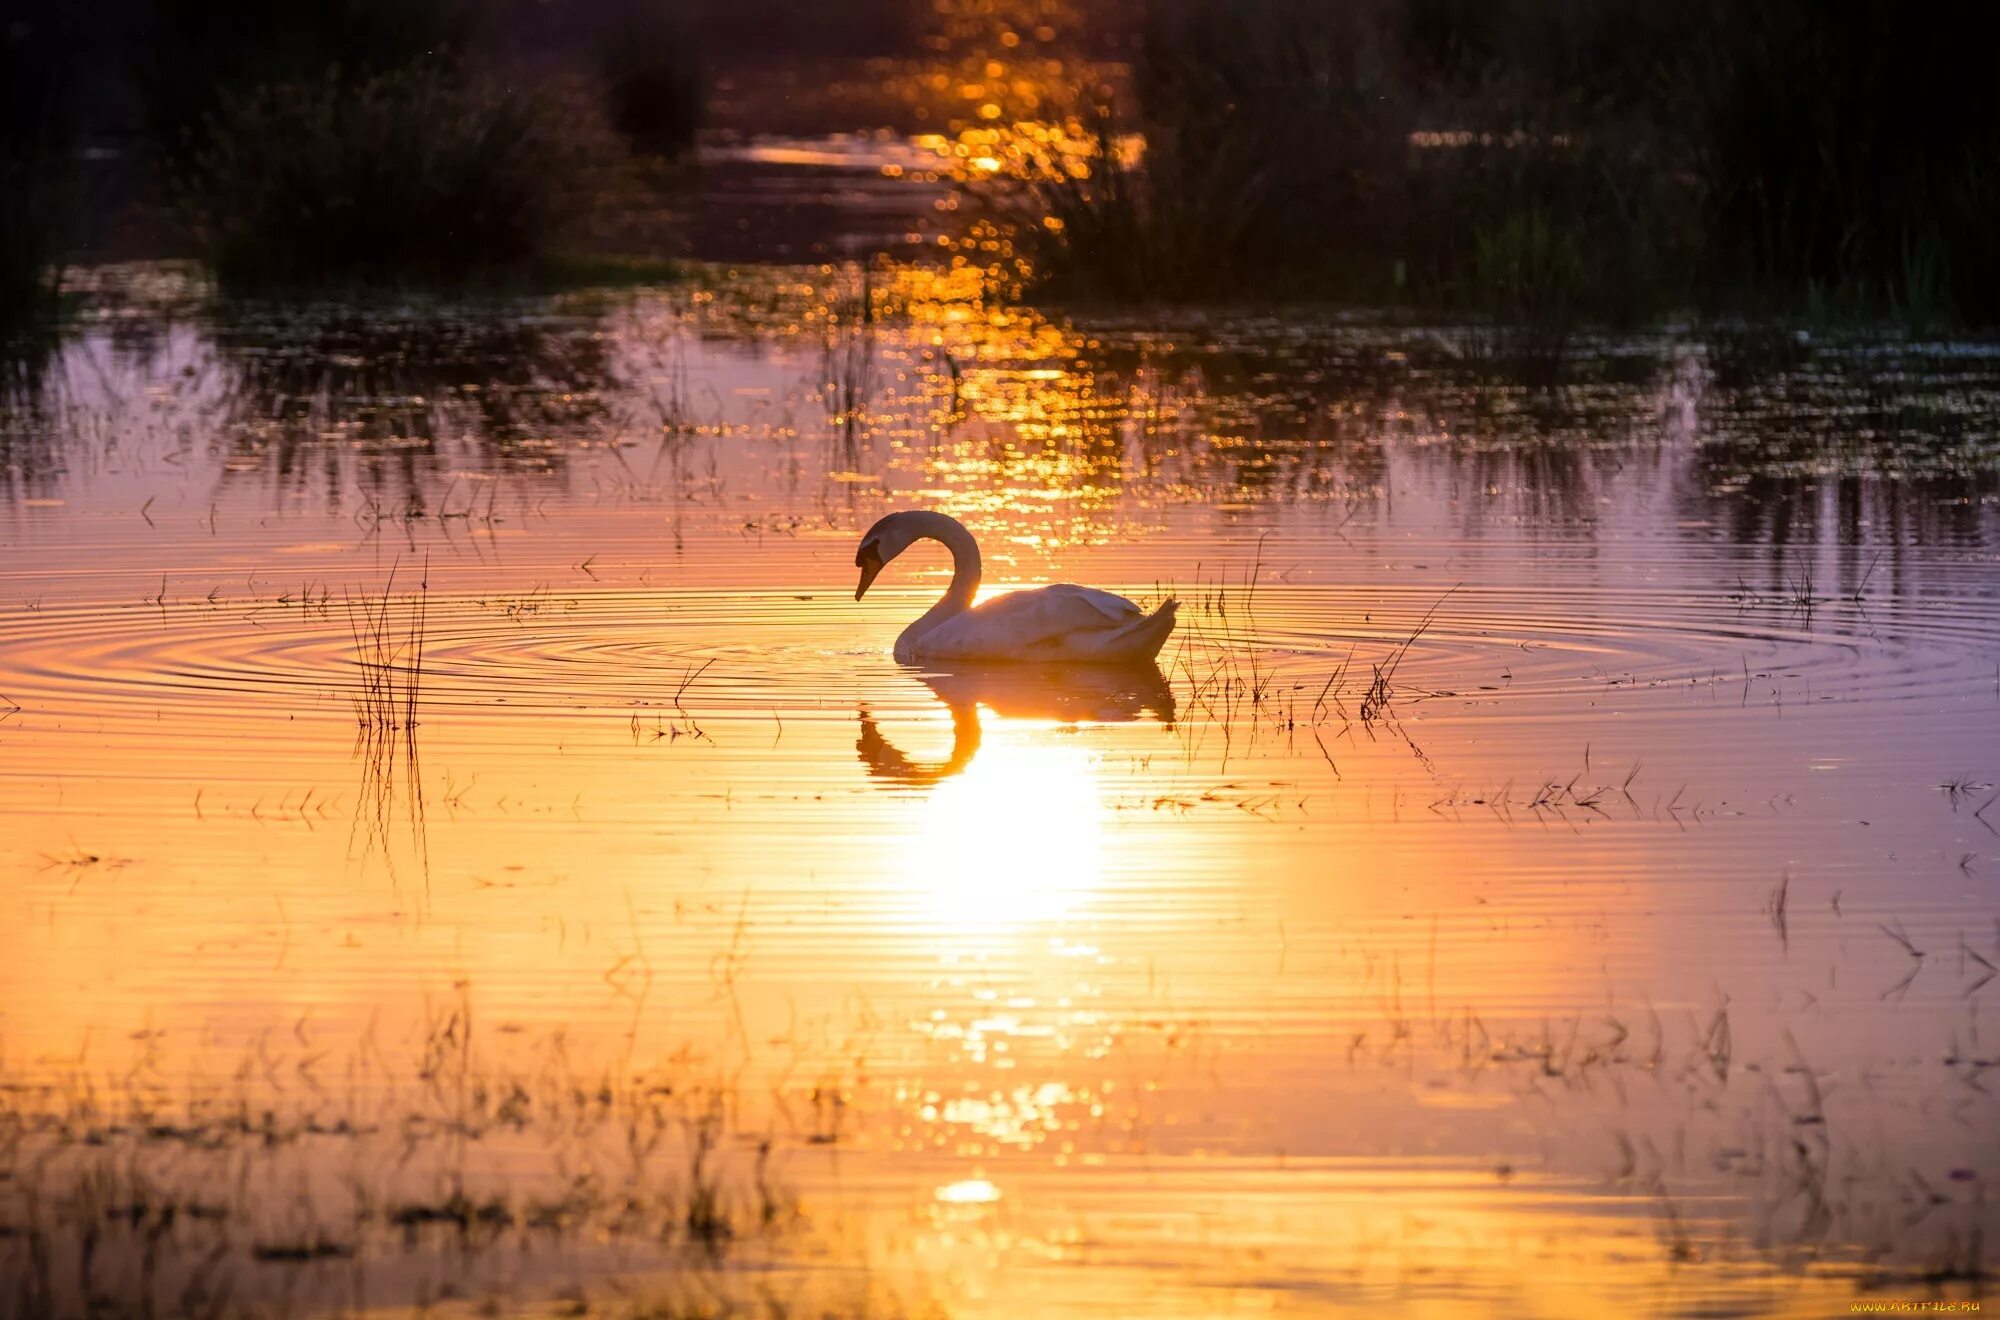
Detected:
left=3, top=261, right=1998, bottom=1317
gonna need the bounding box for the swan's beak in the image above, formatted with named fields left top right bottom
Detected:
left=854, top=548, right=883, bottom=601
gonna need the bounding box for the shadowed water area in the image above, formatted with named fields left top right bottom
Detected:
left=3, top=254, right=1998, bottom=1316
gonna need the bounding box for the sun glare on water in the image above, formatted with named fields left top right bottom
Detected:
left=934, top=1177, right=1002, bottom=1205
left=902, top=722, right=1103, bottom=931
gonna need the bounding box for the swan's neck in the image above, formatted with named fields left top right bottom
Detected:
left=896, top=513, right=982, bottom=652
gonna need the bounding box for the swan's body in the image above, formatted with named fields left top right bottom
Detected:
left=854, top=511, right=1177, bottom=664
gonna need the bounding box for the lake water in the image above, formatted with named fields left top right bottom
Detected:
left=3, top=252, right=1998, bottom=1316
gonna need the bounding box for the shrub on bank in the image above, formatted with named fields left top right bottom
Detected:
left=181, top=67, right=588, bottom=290
left=134, top=0, right=476, bottom=158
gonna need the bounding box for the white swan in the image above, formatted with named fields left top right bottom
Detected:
left=854, top=511, right=1178, bottom=664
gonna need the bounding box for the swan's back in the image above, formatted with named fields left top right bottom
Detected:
left=900, top=586, right=1177, bottom=664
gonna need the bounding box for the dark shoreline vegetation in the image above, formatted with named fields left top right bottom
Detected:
left=3, top=0, right=706, bottom=311
left=1006, top=0, right=2000, bottom=334
left=4, top=0, right=1995, bottom=341
left=182, top=70, right=596, bottom=291
left=1, top=4, right=78, bottom=354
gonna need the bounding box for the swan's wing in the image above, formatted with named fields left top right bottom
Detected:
left=929, top=584, right=1144, bottom=655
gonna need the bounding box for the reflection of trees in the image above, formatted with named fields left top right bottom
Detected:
left=2, top=270, right=220, bottom=505
left=1695, top=472, right=1999, bottom=561
left=969, top=320, right=2000, bottom=553
left=936, top=329, right=1673, bottom=526
left=18, top=263, right=1999, bottom=554
left=1683, top=341, right=2000, bottom=552
left=820, top=270, right=877, bottom=466
left=0, top=343, right=63, bottom=504
left=212, top=304, right=617, bottom=507
left=929, top=336, right=1407, bottom=512
left=1, top=317, right=238, bottom=507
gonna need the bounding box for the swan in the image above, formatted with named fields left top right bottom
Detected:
left=853, top=511, right=1177, bottom=664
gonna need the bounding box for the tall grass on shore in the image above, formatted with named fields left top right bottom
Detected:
left=1, top=2, right=78, bottom=349
left=1682, top=0, right=2000, bottom=325
left=597, top=0, right=705, bottom=160
left=1014, top=1, right=1406, bottom=304
left=1005, top=0, right=1999, bottom=329
left=135, top=0, right=628, bottom=291
left=180, top=67, right=589, bottom=290
left=133, top=0, right=476, bottom=159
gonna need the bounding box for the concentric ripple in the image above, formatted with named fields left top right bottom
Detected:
left=6, top=571, right=1996, bottom=747
left=1238, top=582, right=2000, bottom=718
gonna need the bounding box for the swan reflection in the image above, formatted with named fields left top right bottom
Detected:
left=856, top=662, right=1175, bottom=787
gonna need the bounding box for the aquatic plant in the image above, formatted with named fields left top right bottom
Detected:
left=0, top=999, right=898, bottom=1319
left=347, top=563, right=429, bottom=878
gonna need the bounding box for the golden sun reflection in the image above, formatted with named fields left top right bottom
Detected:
left=900, top=723, right=1103, bottom=930
left=933, top=1176, right=1003, bottom=1205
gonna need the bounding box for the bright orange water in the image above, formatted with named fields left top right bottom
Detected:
left=2, top=266, right=1997, bottom=1316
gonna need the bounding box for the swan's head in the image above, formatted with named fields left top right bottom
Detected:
left=854, top=512, right=917, bottom=600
